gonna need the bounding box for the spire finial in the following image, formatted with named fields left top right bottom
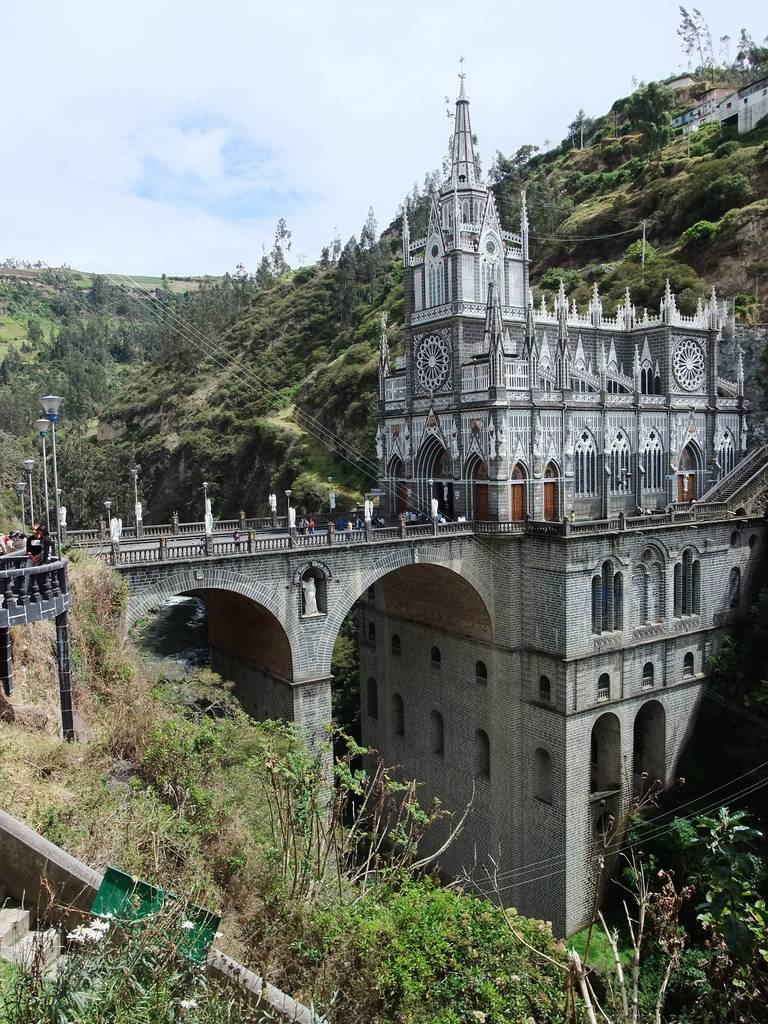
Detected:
left=449, top=63, right=478, bottom=187
left=458, top=55, right=466, bottom=99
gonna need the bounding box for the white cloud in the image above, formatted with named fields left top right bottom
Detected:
left=1, top=0, right=764, bottom=274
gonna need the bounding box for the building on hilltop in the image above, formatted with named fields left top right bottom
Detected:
left=362, top=77, right=766, bottom=935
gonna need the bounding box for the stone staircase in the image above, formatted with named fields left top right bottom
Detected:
left=0, top=886, right=60, bottom=970
left=700, top=445, right=768, bottom=507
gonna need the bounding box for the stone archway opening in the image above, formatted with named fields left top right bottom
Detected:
left=590, top=712, right=621, bottom=794
left=133, top=587, right=294, bottom=723
left=633, top=699, right=665, bottom=796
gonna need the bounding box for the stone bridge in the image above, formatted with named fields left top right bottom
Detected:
left=115, top=523, right=498, bottom=743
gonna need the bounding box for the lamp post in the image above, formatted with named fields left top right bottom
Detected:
left=41, top=395, right=63, bottom=548
left=36, top=418, right=51, bottom=533
left=132, top=464, right=142, bottom=534
left=285, top=488, right=292, bottom=516
left=16, top=481, right=27, bottom=533
left=327, top=477, right=336, bottom=517
left=23, top=458, right=35, bottom=527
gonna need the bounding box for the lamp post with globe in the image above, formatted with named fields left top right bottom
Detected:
left=35, top=418, right=52, bottom=533
left=41, top=396, right=63, bottom=548
left=23, top=458, right=35, bottom=527
left=15, top=481, right=27, bottom=534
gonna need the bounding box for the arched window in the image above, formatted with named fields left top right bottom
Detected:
left=539, top=675, right=551, bottom=702
left=613, top=573, right=624, bottom=631
left=642, top=431, right=664, bottom=492
left=591, top=712, right=621, bottom=792
left=534, top=748, right=553, bottom=804
left=717, top=431, right=735, bottom=477
left=475, top=660, right=488, bottom=686
left=692, top=560, right=700, bottom=614
left=391, top=633, right=401, bottom=656
left=367, top=677, right=378, bottom=718
left=677, top=549, right=699, bottom=616
left=431, top=646, right=441, bottom=669
left=430, top=710, right=445, bottom=756
left=601, top=560, right=622, bottom=631
left=609, top=430, right=631, bottom=494
left=575, top=431, right=598, bottom=497
left=475, top=729, right=490, bottom=779
left=683, top=652, right=694, bottom=679
left=392, top=693, right=404, bottom=736
left=367, top=621, right=376, bottom=645
left=597, top=673, right=611, bottom=702
left=427, top=258, right=445, bottom=308
left=678, top=443, right=700, bottom=502
left=729, top=567, right=741, bottom=608
left=633, top=567, right=648, bottom=625
left=673, top=562, right=683, bottom=617
left=642, top=662, right=654, bottom=689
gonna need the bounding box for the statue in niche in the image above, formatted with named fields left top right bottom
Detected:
left=302, top=575, right=319, bottom=615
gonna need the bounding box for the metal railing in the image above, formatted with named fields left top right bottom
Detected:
left=0, top=558, right=69, bottom=628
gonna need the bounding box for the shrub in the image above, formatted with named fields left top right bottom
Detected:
left=680, top=220, right=719, bottom=249
left=540, top=267, right=582, bottom=292
left=700, top=173, right=752, bottom=219
left=713, top=140, right=740, bottom=159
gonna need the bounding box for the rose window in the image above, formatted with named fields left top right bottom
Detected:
left=672, top=338, right=705, bottom=392
left=416, top=334, right=450, bottom=391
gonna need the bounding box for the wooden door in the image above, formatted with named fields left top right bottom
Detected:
left=474, top=483, right=489, bottom=521
left=544, top=481, right=556, bottom=521
left=510, top=483, right=524, bottom=522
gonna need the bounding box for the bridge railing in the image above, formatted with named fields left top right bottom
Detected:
left=0, top=558, right=69, bottom=628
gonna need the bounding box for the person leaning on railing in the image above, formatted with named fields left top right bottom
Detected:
left=27, top=525, right=52, bottom=566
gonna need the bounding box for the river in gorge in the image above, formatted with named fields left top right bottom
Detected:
left=133, top=596, right=211, bottom=673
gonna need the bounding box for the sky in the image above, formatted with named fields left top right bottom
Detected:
left=1, top=0, right=765, bottom=275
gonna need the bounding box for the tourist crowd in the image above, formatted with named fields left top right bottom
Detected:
left=0, top=524, right=54, bottom=563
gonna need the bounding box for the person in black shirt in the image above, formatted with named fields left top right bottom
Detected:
left=26, top=527, right=42, bottom=563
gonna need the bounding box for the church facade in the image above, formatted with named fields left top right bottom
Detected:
left=361, top=79, right=765, bottom=935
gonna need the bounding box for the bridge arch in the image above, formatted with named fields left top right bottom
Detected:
left=126, top=569, right=298, bottom=712
left=311, top=543, right=494, bottom=679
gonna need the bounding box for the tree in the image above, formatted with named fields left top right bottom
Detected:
left=26, top=318, right=43, bottom=346
left=359, top=207, right=377, bottom=251
left=568, top=108, right=593, bottom=149
left=678, top=6, right=714, bottom=79
left=270, top=218, right=291, bottom=277
left=625, top=82, right=673, bottom=165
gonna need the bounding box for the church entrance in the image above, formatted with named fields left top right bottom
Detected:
left=510, top=463, right=526, bottom=521
left=433, top=480, right=455, bottom=519
left=471, top=459, right=489, bottom=521
left=677, top=443, right=700, bottom=503
left=543, top=463, right=558, bottom=521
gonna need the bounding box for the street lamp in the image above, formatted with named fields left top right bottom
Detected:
left=285, top=488, right=292, bottom=516
left=41, top=395, right=63, bottom=548
left=132, top=464, right=142, bottom=530
left=16, top=481, right=27, bottom=533
left=327, top=477, right=336, bottom=515
left=36, top=418, right=51, bottom=533
left=23, top=458, right=35, bottom=526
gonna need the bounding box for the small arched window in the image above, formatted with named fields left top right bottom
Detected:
left=430, top=709, right=445, bottom=756
left=642, top=662, right=654, bottom=690
left=539, top=675, right=551, bottom=702
left=367, top=621, right=376, bottom=645
left=597, top=673, right=610, bottom=702
left=534, top=748, right=553, bottom=804
left=717, top=432, right=735, bottom=476
left=392, top=693, right=404, bottom=736
left=475, top=660, right=488, bottom=686
left=391, top=633, right=401, bottom=656
left=729, top=567, right=741, bottom=608
left=591, top=575, right=601, bottom=633
left=475, top=729, right=490, bottom=779
left=683, top=652, right=694, bottom=679
left=431, top=646, right=441, bottom=669
left=367, top=677, right=378, bottom=718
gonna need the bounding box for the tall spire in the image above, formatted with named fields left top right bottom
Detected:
left=484, top=281, right=506, bottom=390
left=450, top=68, right=478, bottom=187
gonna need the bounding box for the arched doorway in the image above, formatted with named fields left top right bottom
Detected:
left=469, top=457, right=489, bottom=521
left=510, top=462, right=527, bottom=522
left=590, top=712, right=621, bottom=793
left=417, top=436, right=454, bottom=518
left=543, top=462, right=559, bottom=522
left=677, top=443, right=701, bottom=502
left=633, top=700, right=665, bottom=796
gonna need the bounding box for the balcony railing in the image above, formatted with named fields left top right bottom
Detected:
left=0, top=557, right=70, bottom=628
